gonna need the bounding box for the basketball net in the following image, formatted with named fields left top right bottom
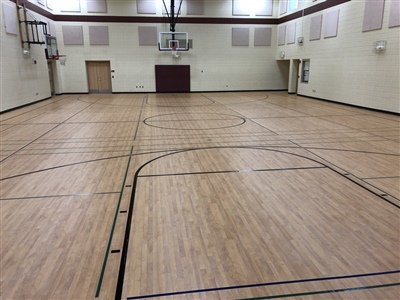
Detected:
left=171, top=46, right=180, bottom=58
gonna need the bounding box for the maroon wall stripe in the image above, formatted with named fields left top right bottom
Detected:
left=12, top=0, right=351, bottom=25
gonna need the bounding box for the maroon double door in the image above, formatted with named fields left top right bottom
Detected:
left=155, top=65, right=190, bottom=92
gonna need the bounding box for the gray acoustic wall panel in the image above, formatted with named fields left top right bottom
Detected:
left=137, top=0, right=156, bottom=14
left=278, top=25, right=286, bottom=45
left=89, top=26, right=109, bottom=45
left=286, top=22, right=296, bottom=44
left=87, top=0, right=107, bottom=13
left=324, top=9, right=340, bottom=38
left=256, top=0, right=273, bottom=16
left=232, top=28, right=249, bottom=46
left=60, top=0, right=81, bottom=12
left=362, top=0, right=385, bottom=32
left=62, top=25, right=84, bottom=45
left=2, top=2, right=18, bottom=35
left=138, top=26, right=157, bottom=45
left=310, top=14, right=322, bottom=41
left=232, top=0, right=250, bottom=16
left=187, top=0, right=204, bottom=15
left=254, top=28, right=272, bottom=46
left=280, top=0, right=288, bottom=15
left=389, top=0, right=400, bottom=28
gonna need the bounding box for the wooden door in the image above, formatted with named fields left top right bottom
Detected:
left=86, top=61, right=112, bottom=93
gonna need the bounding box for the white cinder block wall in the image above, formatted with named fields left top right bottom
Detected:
left=1, top=0, right=399, bottom=113
left=56, top=22, right=283, bottom=93
left=1, top=1, right=51, bottom=111
left=278, top=0, right=400, bottom=113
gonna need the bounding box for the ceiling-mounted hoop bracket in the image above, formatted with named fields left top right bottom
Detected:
left=162, top=0, right=184, bottom=33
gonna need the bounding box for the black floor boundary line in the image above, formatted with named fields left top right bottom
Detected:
left=0, top=98, right=102, bottom=164
left=146, top=94, right=215, bottom=107
left=14, top=150, right=133, bottom=156
left=60, top=121, right=140, bottom=124
left=0, top=154, right=131, bottom=181
left=0, top=148, right=189, bottom=182
left=364, top=176, right=400, bottom=180
left=138, top=166, right=326, bottom=178
left=293, top=142, right=400, bottom=202
left=125, top=271, right=400, bottom=299
left=0, top=191, right=120, bottom=201
left=202, top=94, right=279, bottom=137
left=304, top=147, right=400, bottom=157
left=16, top=145, right=134, bottom=150
left=116, top=140, right=292, bottom=150
left=0, top=95, right=70, bottom=117
left=238, top=282, right=400, bottom=300
left=133, top=96, right=147, bottom=140
left=267, top=126, right=394, bottom=133
left=296, top=94, right=400, bottom=116
left=96, top=146, right=134, bottom=297
left=115, top=146, right=400, bottom=299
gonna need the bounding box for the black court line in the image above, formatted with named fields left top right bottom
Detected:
left=0, top=191, right=120, bottom=201
left=116, top=139, right=292, bottom=150
left=291, top=142, right=400, bottom=202
left=15, top=150, right=133, bottom=156
left=239, top=282, right=400, bottom=300
left=0, top=154, right=131, bottom=181
left=133, top=96, right=146, bottom=140
left=129, top=131, right=276, bottom=141
left=21, top=145, right=134, bottom=150
left=61, top=121, right=140, bottom=124
left=263, top=96, right=377, bottom=117
left=125, top=271, right=400, bottom=299
left=76, top=95, right=146, bottom=107
left=96, top=146, right=134, bottom=297
left=115, top=146, right=400, bottom=299
left=0, top=95, right=71, bottom=122
left=146, top=118, right=245, bottom=123
left=264, top=127, right=393, bottom=133
left=363, top=176, right=400, bottom=180
left=295, top=138, right=391, bottom=146
left=137, top=166, right=327, bottom=178
left=0, top=98, right=100, bottom=163
left=0, top=148, right=187, bottom=182
left=205, top=94, right=270, bottom=105
left=146, top=95, right=215, bottom=107
left=143, top=113, right=246, bottom=131
left=304, top=147, right=400, bottom=157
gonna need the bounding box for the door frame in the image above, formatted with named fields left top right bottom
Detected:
left=86, top=60, right=112, bottom=94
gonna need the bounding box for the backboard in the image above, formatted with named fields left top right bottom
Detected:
left=158, top=32, right=189, bottom=51
left=45, top=36, right=58, bottom=59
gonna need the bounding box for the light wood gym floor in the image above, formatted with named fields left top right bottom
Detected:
left=1, top=92, right=399, bottom=299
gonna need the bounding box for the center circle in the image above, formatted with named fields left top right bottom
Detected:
left=143, top=113, right=246, bottom=130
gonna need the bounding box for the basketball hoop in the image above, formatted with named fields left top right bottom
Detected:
left=52, top=54, right=67, bottom=66
left=171, top=46, right=180, bottom=58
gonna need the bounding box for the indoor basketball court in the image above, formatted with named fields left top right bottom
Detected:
left=1, top=92, right=399, bottom=299
left=1, top=1, right=399, bottom=300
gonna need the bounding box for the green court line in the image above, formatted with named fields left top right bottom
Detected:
left=95, top=146, right=134, bottom=297
left=237, top=282, right=400, bottom=300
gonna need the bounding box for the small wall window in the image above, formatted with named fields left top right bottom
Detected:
left=289, top=0, right=298, bottom=12
left=302, top=60, right=310, bottom=83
